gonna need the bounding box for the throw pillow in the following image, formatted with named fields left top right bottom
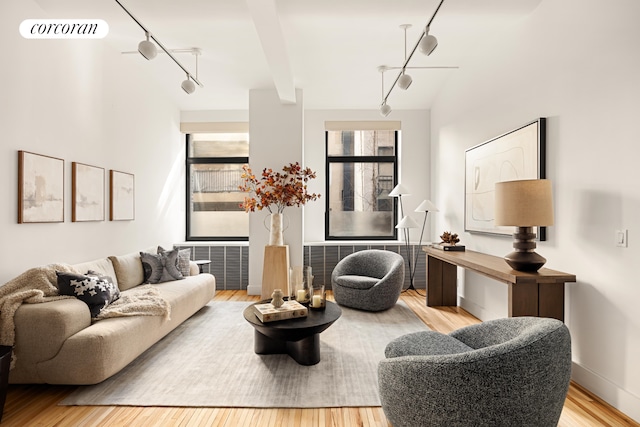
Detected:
left=140, top=249, right=184, bottom=284
left=56, top=271, right=120, bottom=318
left=158, top=246, right=191, bottom=277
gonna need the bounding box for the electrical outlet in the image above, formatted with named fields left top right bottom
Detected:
left=616, top=229, right=628, bottom=247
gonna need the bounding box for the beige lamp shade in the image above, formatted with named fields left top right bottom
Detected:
left=494, top=179, right=554, bottom=226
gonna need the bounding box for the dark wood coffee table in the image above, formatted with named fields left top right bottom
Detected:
left=243, top=300, right=342, bottom=365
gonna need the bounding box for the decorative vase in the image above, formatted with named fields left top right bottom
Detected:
left=271, top=288, right=284, bottom=308
left=268, top=213, right=284, bottom=246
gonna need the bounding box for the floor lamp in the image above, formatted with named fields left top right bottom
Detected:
left=396, top=215, right=420, bottom=291
left=414, top=199, right=439, bottom=268
left=389, top=184, right=414, bottom=291
left=411, top=200, right=438, bottom=294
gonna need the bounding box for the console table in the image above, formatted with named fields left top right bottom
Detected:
left=423, top=247, right=576, bottom=321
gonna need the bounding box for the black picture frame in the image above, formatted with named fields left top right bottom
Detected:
left=464, top=118, right=547, bottom=240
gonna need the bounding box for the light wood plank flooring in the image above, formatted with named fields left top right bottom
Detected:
left=2, top=290, right=638, bottom=426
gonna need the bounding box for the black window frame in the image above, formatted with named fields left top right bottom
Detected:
left=325, top=130, right=398, bottom=241
left=185, top=133, right=249, bottom=241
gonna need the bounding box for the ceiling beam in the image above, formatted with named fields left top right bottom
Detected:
left=245, top=0, right=296, bottom=104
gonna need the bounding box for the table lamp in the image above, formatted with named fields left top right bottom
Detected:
left=494, top=179, right=554, bottom=272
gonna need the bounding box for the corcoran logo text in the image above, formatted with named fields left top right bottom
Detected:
left=20, top=19, right=109, bottom=39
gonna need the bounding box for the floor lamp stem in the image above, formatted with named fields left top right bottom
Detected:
left=413, top=212, right=428, bottom=276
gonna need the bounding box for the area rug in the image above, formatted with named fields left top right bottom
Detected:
left=60, top=300, right=428, bottom=408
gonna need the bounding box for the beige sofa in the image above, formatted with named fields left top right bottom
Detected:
left=8, top=250, right=216, bottom=385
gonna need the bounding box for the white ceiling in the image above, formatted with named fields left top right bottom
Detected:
left=34, top=0, right=542, bottom=111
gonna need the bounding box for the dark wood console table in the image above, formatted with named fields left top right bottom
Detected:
left=423, top=247, right=576, bottom=321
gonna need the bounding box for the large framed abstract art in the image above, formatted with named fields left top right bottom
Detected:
left=464, top=118, right=547, bottom=240
left=18, top=151, right=65, bottom=223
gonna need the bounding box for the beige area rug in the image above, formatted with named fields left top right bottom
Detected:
left=60, top=300, right=428, bottom=408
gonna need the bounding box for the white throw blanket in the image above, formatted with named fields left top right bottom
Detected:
left=95, top=285, right=171, bottom=321
left=0, top=264, right=76, bottom=347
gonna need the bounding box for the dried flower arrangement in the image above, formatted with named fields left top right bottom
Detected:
left=239, top=162, right=320, bottom=213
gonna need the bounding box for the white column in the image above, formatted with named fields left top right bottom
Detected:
left=247, top=88, right=304, bottom=295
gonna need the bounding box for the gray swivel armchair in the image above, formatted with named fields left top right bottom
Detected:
left=331, top=249, right=404, bottom=312
left=378, top=317, right=572, bottom=427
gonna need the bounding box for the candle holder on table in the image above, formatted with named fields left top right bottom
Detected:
left=290, top=266, right=312, bottom=304
left=309, top=284, right=326, bottom=311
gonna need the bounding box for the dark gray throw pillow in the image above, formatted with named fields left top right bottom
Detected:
left=140, top=249, right=184, bottom=284
left=158, top=246, right=191, bottom=277
left=56, top=271, right=120, bottom=318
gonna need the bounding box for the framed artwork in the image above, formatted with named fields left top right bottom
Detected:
left=109, top=170, right=135, bottom=221
left=18, top=151, right=64, bottom=223
left=464, top=118, right=547, bottom=240
left=72, top=162, right=105, bottom=222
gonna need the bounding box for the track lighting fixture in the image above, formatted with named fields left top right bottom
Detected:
left=378, top=66, right=392, bottom=117
left=398, top=71, right=412, bottom=90
left=138, top=31, right=157, bottom=60
left=181, top=75, right=196, bottom=94
left=376, top=0, right=453, bottom=112
left=115, top=0, right=204, bottom=93
left=180, top=49, right=201, bottom=95
left=419, top=26, right=438, bottom=56
left=397, top=25, right=413, bottom=90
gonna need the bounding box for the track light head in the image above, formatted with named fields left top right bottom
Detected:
left=380, top=103, right=392, bottom=117
left=419, top=27, right=438, bottom=56
left=398, top=72, right=413, bottom=90
left=181, top=77, right=196, bottom=94
left=138, top=32, right=157, bottom=60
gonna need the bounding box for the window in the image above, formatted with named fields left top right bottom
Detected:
left=186, top=132, right=249, bottom=240
left=326, top=129, right=398, bottom=239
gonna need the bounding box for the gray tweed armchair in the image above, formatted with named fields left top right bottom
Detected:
left=378, top=317, right=572, bottom=427
left=331, top=249, right=404, bottom=312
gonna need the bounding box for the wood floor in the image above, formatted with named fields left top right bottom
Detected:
left=2, top=290, right=638, bottom=427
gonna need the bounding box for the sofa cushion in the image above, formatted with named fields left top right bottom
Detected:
left=334, top=275, right=379, bottom=290
left=56, top=271, right=120, bottom=318
left=140, top=250, right=184, bottom=284
left=158, top=246, right=191, bottom=277
left=71, top=258, right=119, bottom=289
left=108, top=252, right=144, bottom=291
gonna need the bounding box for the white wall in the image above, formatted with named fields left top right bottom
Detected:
left=430, top=0, right=640, bottom=420
left=0, top=0, right=184, bottom=283
left=304, top=109, right=431, bottom=243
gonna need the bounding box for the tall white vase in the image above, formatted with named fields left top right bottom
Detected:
left=268, top=213, right=284, bottom=246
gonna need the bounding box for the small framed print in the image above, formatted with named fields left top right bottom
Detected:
left=109, top=170, right=135, bottom=221
left=18, top=151, right=64, bottom=223
left=72, top=162, right=105, bottom=222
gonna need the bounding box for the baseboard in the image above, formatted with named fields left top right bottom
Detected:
left=571, top=362, right=640, bottom=423
left=458, top=296, right=505, bottom=321
left=246, top=284, right=262, bottom=296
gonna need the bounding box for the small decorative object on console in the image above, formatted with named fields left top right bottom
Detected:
left=440, top=231, right=460, bottom=244
left=254, top=300, right=308, bottom=323
left=433, top=231, right=465, bottom=251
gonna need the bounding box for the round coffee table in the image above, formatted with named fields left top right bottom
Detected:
left=243, top=300, right=342, bottom=365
